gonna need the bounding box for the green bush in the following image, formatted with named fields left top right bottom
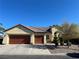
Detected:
left=59, top=37, right=64, bottom=46
left=53, top=36, right=59, bottom=47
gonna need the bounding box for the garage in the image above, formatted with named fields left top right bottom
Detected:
left=35, top=35, right=44, bottom=44
left=9, top=35, right=30, bottom=44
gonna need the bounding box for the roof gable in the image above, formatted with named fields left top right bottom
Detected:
left=5, top=24, right=34, bottom=32
left=5, top=24, right=50, bottom=33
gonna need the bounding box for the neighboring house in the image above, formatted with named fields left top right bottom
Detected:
left=0, top=35, right=3, bottom=44
left=3, top=24, right=58, bottom=45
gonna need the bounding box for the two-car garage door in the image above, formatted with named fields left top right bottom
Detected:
left=9, top=35, right=44, bottom=44
left=9, top=35, right=30, bottom=44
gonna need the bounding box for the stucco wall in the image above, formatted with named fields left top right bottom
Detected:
left=51, top=27, right=58, bottom=41
left=31, top=34, right=35, bottom=44
left=3, top=34, right=9, bottom=44
left=44, top=34, right=46, bottom=44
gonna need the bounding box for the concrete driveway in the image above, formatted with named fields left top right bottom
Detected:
left=0, top=44, right=50, bottom=55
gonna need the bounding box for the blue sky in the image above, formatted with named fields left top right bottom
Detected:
left=0, top=0, right=79, bottom=29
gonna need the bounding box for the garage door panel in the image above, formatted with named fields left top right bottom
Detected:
left=35, top=35, right=44, bottom=44
left=10, top=39, right=25, bottom=44
left=9, top=35, right=30, bottom=44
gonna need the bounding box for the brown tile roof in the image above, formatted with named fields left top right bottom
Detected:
left=26, top=26, right=49, bottom=32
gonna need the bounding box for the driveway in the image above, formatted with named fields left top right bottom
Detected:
left=0, top=44, right=79, bottom=55
left=0, top=44, right=50, bottom=55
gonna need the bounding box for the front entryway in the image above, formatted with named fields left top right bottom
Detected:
left=9, top=35, right=30, bottom=44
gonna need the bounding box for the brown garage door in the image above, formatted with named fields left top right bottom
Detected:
left=9, top=35, right=30, bottom=44
left=35, top=35, right=44, bottom=44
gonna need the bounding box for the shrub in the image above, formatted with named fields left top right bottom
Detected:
left=59, top=37, right=64, bottom=46
left=53, top=36, right=59, bottom=47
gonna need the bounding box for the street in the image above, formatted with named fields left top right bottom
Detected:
left=0, top=55, right=78, bottom=59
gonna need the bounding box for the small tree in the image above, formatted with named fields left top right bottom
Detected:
left=0, top=23, right=5, bottom=44
left=61, top=22, right=79, bottom=47
left=53, top=37, right=59, bottom=47
left=53, top=32, right=59, bottom=47
left=59, top=37, right=64, bottom=46
left=0, top=23, right=5, bottom=35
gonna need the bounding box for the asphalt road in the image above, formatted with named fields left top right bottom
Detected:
left=0, top=55, right=78, bottom=59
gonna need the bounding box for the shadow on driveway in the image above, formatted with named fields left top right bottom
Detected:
left=31, top=45, right=47, bottom=49
left=45, top=45, right=56, bottom=50
left=24, top=44, right=56, bottom=49
left=67, top=53, right=79, bottom=58
left=24, top=45, right=47, bottom=49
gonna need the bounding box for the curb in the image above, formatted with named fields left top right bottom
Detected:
left=0, top=53, right=67, bottom=56
left=51, top=53, right=67, bottom=55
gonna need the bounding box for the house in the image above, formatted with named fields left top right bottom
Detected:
left=3, top=24, right=58, bottom=45
left=0, top=35, right=3, bottom=44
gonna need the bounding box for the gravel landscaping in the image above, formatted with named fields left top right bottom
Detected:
left=46, top=45, right=79, bottom=54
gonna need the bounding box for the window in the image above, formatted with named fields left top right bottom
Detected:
left=46, top=35, right=49, bottom=39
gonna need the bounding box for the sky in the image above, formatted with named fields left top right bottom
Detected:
left=0, top=0, right=79, bottom=29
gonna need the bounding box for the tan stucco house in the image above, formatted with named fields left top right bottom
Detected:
left=3, top=24, right=58, bottom=45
